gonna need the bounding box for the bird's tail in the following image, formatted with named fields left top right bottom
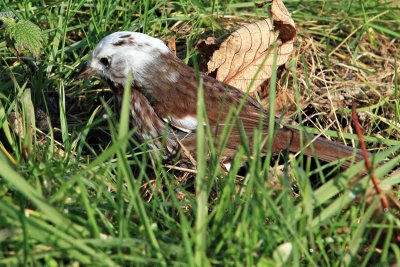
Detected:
left=272, top=127, right=365, bottom=168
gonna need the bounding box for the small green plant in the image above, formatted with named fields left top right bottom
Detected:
left=0, top=11, right=44, bottom=58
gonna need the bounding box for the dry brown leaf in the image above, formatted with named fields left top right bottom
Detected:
left=207, top=0, right=296, bottom=94
left=167, top=35, right=177, bottom=56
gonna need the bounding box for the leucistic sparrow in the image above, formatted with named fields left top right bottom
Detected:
left=80, top=31, right=364, bottom=167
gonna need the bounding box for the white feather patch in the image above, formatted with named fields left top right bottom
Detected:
left=166, top=116, right=198, bottom=132
left=168, top=71, right=180, bottom=83
left=89, top=31, right=171, bottom=87
left=130, top=32, right=170, bottom=53
left=223, top=162, right=232, bottom=171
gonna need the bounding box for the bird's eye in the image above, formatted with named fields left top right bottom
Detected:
left=99, top=57, right=110, bottom=67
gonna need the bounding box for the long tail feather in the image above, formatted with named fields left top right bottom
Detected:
left=272, top=127, right=365, bottom=168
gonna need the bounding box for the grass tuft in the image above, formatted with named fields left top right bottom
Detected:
left=0, top=0, right=399, bottom=265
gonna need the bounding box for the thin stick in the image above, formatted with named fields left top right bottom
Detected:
left=351, top=105, right=389, bottom=209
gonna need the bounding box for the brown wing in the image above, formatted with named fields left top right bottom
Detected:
left=134, top=52, right=267, bottom=125
left=133, top=52, right=274, bottom=154
left=133, top=52, right=364, bottom=167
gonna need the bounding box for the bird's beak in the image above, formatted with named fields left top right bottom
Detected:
left=73, top=61, right=93, bottom=80
left=77, top=67, right=93, bottom=79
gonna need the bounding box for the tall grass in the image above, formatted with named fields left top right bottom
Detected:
left=0, top=0, right=399, bottom=266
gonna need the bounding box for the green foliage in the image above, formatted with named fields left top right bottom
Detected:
left=0, top=13, right=44, bottom=57
left=0, top=0, right=399, bottom=266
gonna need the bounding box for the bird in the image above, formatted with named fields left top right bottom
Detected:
left=79, top=31, right=364, bottom=168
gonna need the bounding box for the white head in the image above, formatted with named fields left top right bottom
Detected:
left=86, top=31, right=170, bottom=87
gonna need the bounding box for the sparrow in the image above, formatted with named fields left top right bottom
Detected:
left=80, top=31, right=364, bottom=167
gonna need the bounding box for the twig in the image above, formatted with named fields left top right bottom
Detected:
left=164, top=164, right=198, bottom=174
left=351, top=105, right=389, bottom=209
